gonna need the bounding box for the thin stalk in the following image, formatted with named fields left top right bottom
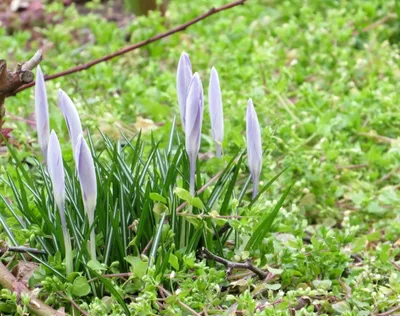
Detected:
left=252, top=174, right=259, bottom=199
left=58, top=202, right=73, bottom=275
left=62, top=228, right=73, bottom=275
left=87, top=210, right=96, bottom=261
left=189, top=156, right=196, bottom=197
left=216, top=143, right=222, bottom=158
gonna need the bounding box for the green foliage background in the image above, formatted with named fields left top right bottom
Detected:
left=1, top=0, right=400, bottom=314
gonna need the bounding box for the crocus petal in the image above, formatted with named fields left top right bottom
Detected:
left=35, top=65, right=50, bottom=161
left=58, top=89, right=83, bottom=158
left=47, top=130, right=65, bottom=209
left=246, top=98, right=262, bottom=198
left=185, top=72, right=204, bottom=195
left=185, top=72, right=204, bottom=160
left=76, top=134, right=97, bottom=212
left=177, top=52, right=193, bottom=129
left=208, top=66, right=224, bottom=157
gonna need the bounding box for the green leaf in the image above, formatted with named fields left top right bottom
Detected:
left=395, top=0, right=400, bottom=18
left=149, top=192, right=167, bottom=204
left=190, top=197, right=204, bottom=210
left=265, top=283, right=281, bottom=290
left=312, top=279, right=332, bottom=290
left=72, top=276, right=91, bottom=297
left=267, top=266, right=283, bottom=275
left=124, top=256, right=148, bottom=278
left=246, top=184, right=293, bottom=251
left=86, top=266, right=130, bottom=315
left=332, top=301, right=351, bottom=313
left=168, top=253, right=179, bottom=270
left=174, top=187, right=192, bottom=202
left=87, top=259, right=107, bottom=271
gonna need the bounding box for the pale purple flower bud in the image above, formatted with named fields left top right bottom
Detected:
left=58, top=89, right=83, bottom=159
left=246, top=98, right=262, bottom=199
left=208, top=67, right=224, bottom=157
left=75, top=134, right=97, bottom=260
left=35, top=65, right=50, bottom=162
left=185, top=72, right=204, bottom=195
left=47, top=130, right=73, bottom=274
left=75, top=134, right=97, bottom=212
left=47, top=130, right=65, bottom=213
left=177, top=52, right=192, bottom=129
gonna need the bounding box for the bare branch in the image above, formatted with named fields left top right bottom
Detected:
left=21, top=50, right=43, bottom=71
left=0, top=246, right=47, bottom=255
left=11, top=0, right=247, bottom=95
left=201, top=247, right=268, bottom=280
left=0, top=262, right=62, bottom=316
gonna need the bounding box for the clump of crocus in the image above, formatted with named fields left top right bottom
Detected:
left=177, top=52, right=193, bottom=129
left=185, top=73, right=204, bottom=196
left=47, top=130, right=73, bottom=274
left=58, top=89, right=83, bottom=160
left=75, top=134, right=97, bottom=261
left=246, top=98, right=262, bottom=199
left=208, top=67, right=224, bottom=157
left=35, top=66, right=50, bottom=162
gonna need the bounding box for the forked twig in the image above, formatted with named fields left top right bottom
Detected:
left=11, top=0, right=247, bottom=96
left=201, top=247, right=268, bottom=280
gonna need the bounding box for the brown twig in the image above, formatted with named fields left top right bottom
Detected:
left=335, top=163, right=368, bottom=170
left=141, top=239, right=153, bottom=255
left=377, top=305, right=400, bottom=316
left=57, top=292, right=88, bottom=316
left=176, top=169, right=224, bottom=212
left=88, top=272, right=132, bottom=283
left=12, top=0, right=247, bottom=96
left=0, top=261, right=61, bottom=316
left=391, top=260, right=400, bottom=271
left=357, top=132, right=395, bottom=144
left=0, top=246, right=47, bottom=255
left=201, top=247, right=268, bottom=280
left=376, top=167, right=400, bottom=184
left=157, top=285, right=201, bottom=316
left=361, top=13, right=396, bottom=33
left=0, top=50, right=42, bottom=131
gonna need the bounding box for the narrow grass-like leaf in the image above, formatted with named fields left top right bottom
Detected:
left=245, top=184, right=293, bottom=251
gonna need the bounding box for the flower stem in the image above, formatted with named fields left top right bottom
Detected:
left=88, top=211, right=96, bottom=261
left=252, top=177, right=259, bottom=199
left=62, top=228, right=73, bottom=275
left=216, top=144, right=222, bottom=158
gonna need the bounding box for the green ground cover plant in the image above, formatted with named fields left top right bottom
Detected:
left=1, top=0, right=400, bottom=314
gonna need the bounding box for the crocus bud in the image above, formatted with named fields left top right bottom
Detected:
left=35, top=65, right=50, bottom=162
left=177, top=52, right=193, bottom=129
left=75, top=134, right=97, bottom=260
left=47, top=130, right=73, bottom=274
left=185, top=72, right=204, bottom=195
left=208, top=67, right=224, bottom=157
left=47, top=130, right=65, bottom=214
left=246, top=98, right=262, bottom=199
left=58, top=89, right=83, bottom=159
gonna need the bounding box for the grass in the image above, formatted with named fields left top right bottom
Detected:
left=1, top=0, right=400, bottom=314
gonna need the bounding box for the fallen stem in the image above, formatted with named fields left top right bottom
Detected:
left=0, top=246, right=47, bottom=255
left=201, top=247, right=268, bottom=279
left=11, top=0, right=247, bottom=96
left=0, top=261, right=61, bottom=316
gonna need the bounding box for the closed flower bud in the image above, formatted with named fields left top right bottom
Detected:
left=208, top=67, right=224, bottom=157
left=58, top=89, right=83, bottom=160
left=246, top=98, right=262, bottom=198
left=177, top=52, right=193, bottom=129
left=35, top=66, right=50, bottom=162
